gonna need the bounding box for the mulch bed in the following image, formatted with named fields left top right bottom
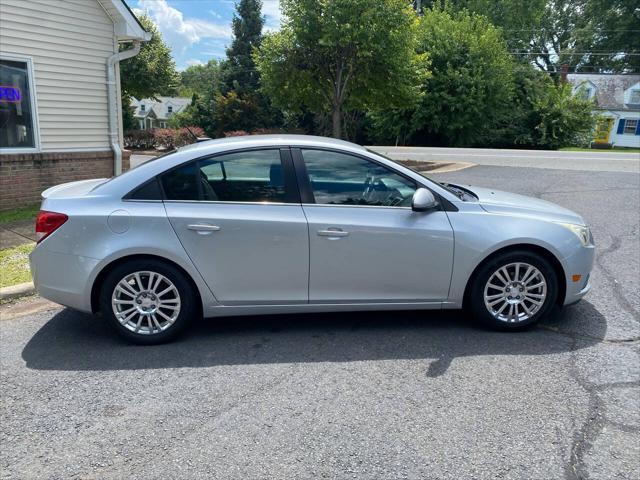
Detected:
left=395, top=160, right=451, bottom=172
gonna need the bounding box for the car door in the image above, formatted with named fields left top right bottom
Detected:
left=294, top=148, right=454, bottom=303
left=161, top=148, right=309, bottom=305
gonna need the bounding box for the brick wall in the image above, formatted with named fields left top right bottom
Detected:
left=0, top=150, right=131, bottom=211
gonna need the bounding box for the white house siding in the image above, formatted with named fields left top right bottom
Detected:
left=0, top=0, right=116, bottom=151
left=611, top=112, right=640, bottom=148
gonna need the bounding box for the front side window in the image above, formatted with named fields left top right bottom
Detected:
left=623, top=119, right=638, bottom=134
left=161, top=149, right=293, bottom=203
left=0, top=58, right=36, bottom=149
left=629, top=89, right=640, bottom=104
left=301, top=149, right=417, bottom=207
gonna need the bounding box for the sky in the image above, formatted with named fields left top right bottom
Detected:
left=131, top=0, right=282, bottom=70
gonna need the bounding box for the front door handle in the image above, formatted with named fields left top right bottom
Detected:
left=187, top=224, right=221, bottom=233
left=317, top=228, right=349, bottom=238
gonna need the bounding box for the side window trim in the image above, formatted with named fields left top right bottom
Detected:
left=290, top=147, right=315, bottom=203
left=158, top=146, right=301, bottom=204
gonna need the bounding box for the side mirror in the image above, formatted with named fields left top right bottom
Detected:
left=411, top=188, right=438, bottom=212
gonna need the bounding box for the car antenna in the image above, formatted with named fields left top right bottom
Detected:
left=185, top=126, right=210, bottom=143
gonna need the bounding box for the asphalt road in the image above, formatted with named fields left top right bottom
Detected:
left=1, top=164, right=639, bottom=479
left=370, top=146, right=640, bottom=173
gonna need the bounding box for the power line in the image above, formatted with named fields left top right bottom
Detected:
left=500, top=29, right=640, bottom=32
left=508, top=52, right=640, bottom=56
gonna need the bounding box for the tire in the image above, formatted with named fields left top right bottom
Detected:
left=99, top=259, right=197, bottom=344
left=468, top=250, right=558, bottom=330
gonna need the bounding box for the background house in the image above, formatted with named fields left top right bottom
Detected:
left=130, top=96, right=191, bottom=129
left=0, top=0, right=149, bottom=211
left=568, top=74, right=640, bottom=148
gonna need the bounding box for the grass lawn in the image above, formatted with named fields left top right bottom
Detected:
left=0, top=204, right=40, bottom=224
left=559, top=147, right=640, bottom=153
left=0, top=243, right=35, bottom=288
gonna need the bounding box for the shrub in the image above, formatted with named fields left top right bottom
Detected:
left=124, top=129, right=155, bottom=149
left=124, top=127, right=206, bottom=150
left=222, top=127, right=301, bottom=137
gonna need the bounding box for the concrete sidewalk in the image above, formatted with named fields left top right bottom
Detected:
left=1, top=220, right=36, bottom=249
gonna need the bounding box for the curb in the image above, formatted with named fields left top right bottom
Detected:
left=0, top=282, right=35, bottom=301
left=427, top=161, right=476, bottom=173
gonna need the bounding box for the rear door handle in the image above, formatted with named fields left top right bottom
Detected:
left=317, top=228, right=349, bottom=238
left=187, top=224, right=221, bottom=233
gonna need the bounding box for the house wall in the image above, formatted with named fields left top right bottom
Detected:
left=0, top=0, right=130, bottom=210
left=0, top=0, right=117, bottom=151
left=610, top=112, right=640, bottom=148
left=0, top=150, right=130, bottom=210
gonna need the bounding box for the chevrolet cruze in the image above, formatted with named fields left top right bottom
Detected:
left=30, top=135, right=594, bottom=344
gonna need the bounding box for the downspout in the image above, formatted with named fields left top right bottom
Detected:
left=107, top=41, right=141, bottom=175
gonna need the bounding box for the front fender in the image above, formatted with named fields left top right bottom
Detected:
left=446, top=207, right=583, bottom=306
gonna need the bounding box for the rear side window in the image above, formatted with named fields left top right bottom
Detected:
left=126, top=178, right=162, bottom=200
left=161, top=162, right=200, bottom=201
left=160, top=149, right=296, bottom=203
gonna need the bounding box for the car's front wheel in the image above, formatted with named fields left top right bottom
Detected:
left=468, top=250, right=558, bottom=330
left=100, top=259, right=196, bottom=344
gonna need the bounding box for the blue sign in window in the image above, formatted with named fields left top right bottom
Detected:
left=0, top=86, right=21, bottom=103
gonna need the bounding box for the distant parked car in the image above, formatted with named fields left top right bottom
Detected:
left=30, top=135, right=594, bottom=344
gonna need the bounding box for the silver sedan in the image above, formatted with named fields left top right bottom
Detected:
left=29, top=135, right=594, bottom=344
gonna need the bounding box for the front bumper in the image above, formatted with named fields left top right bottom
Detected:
left=562, top=245, right=595, bottom=305
left=29, top=246, right=99, bottom=313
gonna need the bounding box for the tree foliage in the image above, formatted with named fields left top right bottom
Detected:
left=490, top=66, right=595, bottom=148
left=119, top=15, right=179, bottom=99
left=255, top=0, right=427, bottom=139
left=213, top=0, right=281, bottom=134
left=221, top=0, right=265, bottom=94
left=179, top=60, right=222, bottom=98
left=369, top=8, right=514, bottom=146
left=438, top=0, right=639, bottom=74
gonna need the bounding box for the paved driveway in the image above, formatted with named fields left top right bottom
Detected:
left=1, top=164, right=638, bottom=479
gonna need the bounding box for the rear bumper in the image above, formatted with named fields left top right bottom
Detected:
left=29, top=246, right=99, bottom=313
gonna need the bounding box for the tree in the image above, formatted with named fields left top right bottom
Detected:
left=487, top=65, right=595, bottom=149
left=119, top=15, right=179, bottom=99
left=255, top=0, right=427, bottom=139
left=425, top=0, right=547, bottom=53
left=529, top=81, right=596, bottom=149
left=221, top=0, right=265, bottom=94
left=580, top=0, right=640, bottom=72
left=409, top=8, right=515, bottom=146
left=179, top=60, right=222, bottom=98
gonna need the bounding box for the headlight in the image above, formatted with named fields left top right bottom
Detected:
left=556, top=222, right=593, bottom=246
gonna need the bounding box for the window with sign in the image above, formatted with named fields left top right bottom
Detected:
left=0, top=58, right=37, bottom=149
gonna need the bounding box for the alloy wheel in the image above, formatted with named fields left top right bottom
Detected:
left=111, top=271, right=181, bottom=335
left=483, top=262, right=547, bottom=323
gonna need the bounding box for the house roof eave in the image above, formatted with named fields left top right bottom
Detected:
left=99, top=0, right=151, bottom=42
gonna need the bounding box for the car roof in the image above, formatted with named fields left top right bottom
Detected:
left=176, top=134, right=366, bottom=154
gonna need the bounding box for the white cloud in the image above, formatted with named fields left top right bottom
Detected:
left=136, top=0, right=231, bottom=55
left=209, top=10, right=222, bottom=19
left=185, top=58, right=204, bottom=67
left=262, top=0, right=282, bottom=31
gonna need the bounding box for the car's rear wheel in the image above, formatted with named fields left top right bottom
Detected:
left=468, top=250, right=558, bottom=330
left=100, top=259, right=196, bottom=344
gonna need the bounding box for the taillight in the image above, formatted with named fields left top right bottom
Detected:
left=35, top=211, right=68, bottom=243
